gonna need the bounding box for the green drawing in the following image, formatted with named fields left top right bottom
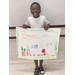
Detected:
left=21, top=47, right=26, bottom=51
left=55, top=42, right=58, bottom=57
left=24, top=48, right=26, bottom=51
left=55, top=42, right=57, bottom=50
left=16, top=28, right=20, bottom=56
left=46, top=30, right=54, bottom=32
left=21, top=47, right=23, bottom=50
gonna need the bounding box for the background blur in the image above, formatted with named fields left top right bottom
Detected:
left=9, top=0, right=65, bottom=26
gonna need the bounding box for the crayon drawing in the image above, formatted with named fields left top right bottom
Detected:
left=16, top=27, right=61, bottom=60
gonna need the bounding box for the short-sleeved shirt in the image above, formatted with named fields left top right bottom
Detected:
left=25, top=15, right=49, bottom=28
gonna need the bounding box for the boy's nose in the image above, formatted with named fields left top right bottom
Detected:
left=34, top=9, right=37, bottom=11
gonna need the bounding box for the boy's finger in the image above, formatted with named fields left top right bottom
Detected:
left=45, top=28, right=47, bottom=30
left=46, top=27, right=48, bottom=30
left=44, top=27, right=49, bottom=30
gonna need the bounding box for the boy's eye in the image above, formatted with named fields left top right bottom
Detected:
left=32, top=8, right=39, bottom=10
left=32, top=9, right=34, bottom=10
left=36, top=8, right=39, bottom=10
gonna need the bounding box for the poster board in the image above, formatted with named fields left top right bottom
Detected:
left=16, top=27, right=60, bottom=60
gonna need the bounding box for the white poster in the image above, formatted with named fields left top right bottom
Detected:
left=16, top=27, right=60, bottom=60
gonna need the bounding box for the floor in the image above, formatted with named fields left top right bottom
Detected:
left=9, top=58, right=65, bottom=75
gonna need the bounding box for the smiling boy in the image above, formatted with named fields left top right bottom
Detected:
left=22, top=2, right=50, bottom=75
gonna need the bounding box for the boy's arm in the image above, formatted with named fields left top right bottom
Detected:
left=22, top=24, right=30, bottom=28
left=44, top=24, right=50, bottom=30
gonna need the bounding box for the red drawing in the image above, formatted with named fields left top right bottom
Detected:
left=42, top=49, right=46, bottom=56
left=30, top=54, right=32, bottom=56
left=41, top=49, right=50, bottom=56
left=42, top=49, right=45, bottom=53
left=33, top=54, right=35, bottom=56
left=27, top=51, right=28, bottom=55
left=26, top=45, right=32, bottom=56
left=44, top=53, right=46, bottom=55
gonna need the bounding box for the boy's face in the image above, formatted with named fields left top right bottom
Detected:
left=31, top=4, right=41, bottom=18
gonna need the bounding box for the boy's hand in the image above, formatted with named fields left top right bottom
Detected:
left=22, top=24, right=27, bottom=28
left=44, top=24, right=50, bottom=30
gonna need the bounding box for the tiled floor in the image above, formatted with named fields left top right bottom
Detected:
left=9, top=59, right=65, bottom=75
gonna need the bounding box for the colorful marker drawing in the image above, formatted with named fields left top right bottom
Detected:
left=16, top=27, right=61, bottom=60
left=21, top=47, right=25, bottom=56
left=42, top=49, right=45, bottom=53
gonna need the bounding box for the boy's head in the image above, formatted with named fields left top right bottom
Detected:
left=30, top=2, right=41, bottom=18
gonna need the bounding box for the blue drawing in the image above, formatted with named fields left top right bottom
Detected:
left=30, top=45, right=38, bottom=49
left=46, top=43, right=49, bottom=46
left=50, top=43, right=52, bottom=45
left=30, top=45, right=33, bottom=48
left=46, top=43, right=52, bottom=46
left=34, top=45, right=38, bottom=49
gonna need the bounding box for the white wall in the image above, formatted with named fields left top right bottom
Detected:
left=9, top=0, right=65, bottom=27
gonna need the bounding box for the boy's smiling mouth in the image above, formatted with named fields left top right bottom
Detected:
left=33, top=12, right=39, bottom=16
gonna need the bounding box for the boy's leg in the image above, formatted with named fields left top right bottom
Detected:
left=34, top=60, right=40, bottom=75
left=34, top=60, right=38, bottom=66
left=39, top=60, right=43, bottom=66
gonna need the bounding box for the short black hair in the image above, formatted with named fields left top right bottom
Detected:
left=30, top=2, right=41, bottom=10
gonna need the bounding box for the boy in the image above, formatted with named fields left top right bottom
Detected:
left=22, top=2, right=50, bottom=75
